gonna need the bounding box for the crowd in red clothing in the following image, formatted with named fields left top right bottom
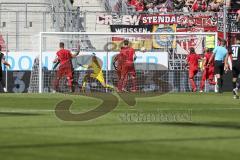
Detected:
left=127, top=0, right=172, bottom=12
left=126, top=0, right=224, bottom=13
left=128, top=0, right=145, bottom=12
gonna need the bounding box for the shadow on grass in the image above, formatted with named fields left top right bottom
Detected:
left=159, top=122, right=240, bottom=130
left=0, top=135, right=240, bottom=149
left=1, top=121, right=240, bottom=130
left=0, top=112, right=43, bottom=117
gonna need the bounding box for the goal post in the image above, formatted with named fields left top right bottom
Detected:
left=37, top=32, right=218, bottom=93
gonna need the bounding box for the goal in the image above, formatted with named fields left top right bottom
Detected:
left=29, top=32, right=218, bottom=93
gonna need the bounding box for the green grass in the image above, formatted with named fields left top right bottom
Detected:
left=0, top=93, right=240, bottom=160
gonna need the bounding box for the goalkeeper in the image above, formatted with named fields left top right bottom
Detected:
left=53, top=42, right=80, bottom=92
left=81, top=53, right=113, bottom=91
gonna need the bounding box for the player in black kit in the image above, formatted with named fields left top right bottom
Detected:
left=0, top=45, right=11, bottom=92
left=229, top=38, right=240, bottom=99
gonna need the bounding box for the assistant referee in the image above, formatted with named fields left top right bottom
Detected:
left=209, top=39, right=229, bottom=93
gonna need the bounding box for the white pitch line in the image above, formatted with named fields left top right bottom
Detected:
left=0, top=108, right=240, bottom=114
left=0, top=109, right=55, bottom=113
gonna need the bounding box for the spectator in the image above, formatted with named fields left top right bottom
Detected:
left=208, top=0, right=223, bottom=12
left=145, top=0, right=159, bottom=13
left=236, top=10, right=240, bottom=31
left=237, top=9, right=240, bottom=23
left=124, top=0, right=224, bottom=13
left=135, top=0, right=145, bottom=12
left=192, top=0, right=207, bottom=12
left=174, top=0, right=190, bottom=12
left=145, top=0, right=172, bottom=13
left=156, top=3, right=168, bottom=12
left=185, top=0, right=195, bottom=6
left=174, top=0, right=186, bottom=10
left=128, top=0, right=137, bottom=6
left=128, top=0, right=145, bottom=12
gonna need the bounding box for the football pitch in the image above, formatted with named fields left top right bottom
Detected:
left=0, top=93, right=240, bottom=160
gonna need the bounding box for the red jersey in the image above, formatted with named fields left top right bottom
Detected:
left=114, top=54, right=124, bottom=70
left=187, top=53, right=201, bottom=70
left=204, top=52, right=214, bottom=68
left=192, top=0, right=206, bottom=11
left=128, top=0, right=137, bottom=6
left=120, top=46, right=135, bottom=64
left=56, top=49, right=72, bottom=65
left=135, top=2, right=144, bottom=11
left=128, top=0, right=144, bottom=11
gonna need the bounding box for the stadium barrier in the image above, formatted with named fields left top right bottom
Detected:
left=0, top=70, right=233, bottom=93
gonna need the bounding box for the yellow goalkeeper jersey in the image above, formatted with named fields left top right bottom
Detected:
left=88, top=58, right=105, bottom=83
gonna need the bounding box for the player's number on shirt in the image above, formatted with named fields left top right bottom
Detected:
left=232, top=46, right=239, bottom=59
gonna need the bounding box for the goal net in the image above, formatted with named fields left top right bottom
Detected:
left=29, top=32, right=218, bottom=93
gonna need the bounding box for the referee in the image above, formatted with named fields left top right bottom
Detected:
left=0, top=45, right=10, bottom=92
left=209, top=39, right=229, bottom=93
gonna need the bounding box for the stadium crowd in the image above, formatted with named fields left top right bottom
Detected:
left=127, top=0, right=224, bottom=13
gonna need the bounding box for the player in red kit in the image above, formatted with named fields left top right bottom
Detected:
left=200, top=48, right=216, bottom=92
left=53, top=42, right=80, bottom=92
left=186, top=48, right=201, bottom=92
left=113, top=53, right=124, bottom=81
left=117, top=40, right=137, bottom=92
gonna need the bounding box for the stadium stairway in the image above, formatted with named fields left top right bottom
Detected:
left=0, top=0, right=79, bottom=51
left=0, top=0, right=57, bottom=51
left=0, top=0, right=109, bottom=51
left=74, top=0, right=110, bottom=32
left=73, top=0, right=111, bottom=51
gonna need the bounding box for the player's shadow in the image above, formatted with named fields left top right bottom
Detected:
left=0, top=112, right=43, bottom=117
left=158, top=121, right=240, bottom=130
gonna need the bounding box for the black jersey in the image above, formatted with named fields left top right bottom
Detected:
left=231, top=45, right=240, bottom=62
left=0, top=52, right=4, bottom=70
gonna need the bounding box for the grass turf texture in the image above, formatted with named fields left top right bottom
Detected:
left=0, top=93, right=240, bottom=160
